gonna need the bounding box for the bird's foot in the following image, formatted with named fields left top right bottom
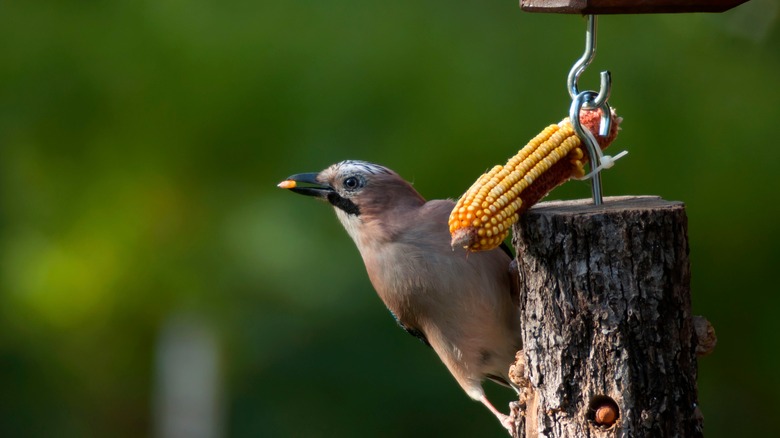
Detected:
left=480, top=395, right=517, bottom=436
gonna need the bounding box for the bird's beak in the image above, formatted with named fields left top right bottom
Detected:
left=277, top=172, right=334, bottom=198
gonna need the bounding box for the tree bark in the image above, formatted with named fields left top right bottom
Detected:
left=509, top=196, right=703, bottom=437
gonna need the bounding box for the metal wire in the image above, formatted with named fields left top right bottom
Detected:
left=570, top=91, right=604, bottom=204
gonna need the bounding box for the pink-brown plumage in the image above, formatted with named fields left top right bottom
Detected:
left=280, top=160, right=522, bottom=432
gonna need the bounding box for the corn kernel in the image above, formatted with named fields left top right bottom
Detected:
left=449, top=110, right=620, bottom=251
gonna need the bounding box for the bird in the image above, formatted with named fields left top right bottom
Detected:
left=278, top=160, right=522, bottom=431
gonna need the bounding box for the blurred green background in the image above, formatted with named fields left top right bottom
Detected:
left=1, top=0, right=778, bottom=436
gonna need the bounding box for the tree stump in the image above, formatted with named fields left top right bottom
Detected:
left=508, top=196, right=704, bottom=437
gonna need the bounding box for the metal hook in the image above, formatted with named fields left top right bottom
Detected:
left=567, top=15, right=615, bottom=206
left=567, top=15, right=611, bottom=108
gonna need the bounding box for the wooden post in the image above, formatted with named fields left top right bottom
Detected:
left=508, top=196, right=705, bottom=437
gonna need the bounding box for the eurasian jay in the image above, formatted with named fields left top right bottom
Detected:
left=279, top=160, right=522, bottom=431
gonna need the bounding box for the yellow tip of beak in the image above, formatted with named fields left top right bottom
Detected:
left=277, top=180, right=297, bottom=189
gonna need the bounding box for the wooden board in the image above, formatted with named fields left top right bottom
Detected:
left=520, top=0, right=750, bottom=14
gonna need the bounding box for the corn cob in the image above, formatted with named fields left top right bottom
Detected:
left=449, top=108, right=620, bottom=251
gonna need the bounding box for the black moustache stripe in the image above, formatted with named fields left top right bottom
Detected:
left=327, top=192, right=360, bottom=216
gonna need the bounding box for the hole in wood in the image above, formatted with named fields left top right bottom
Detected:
left=587, top=395, right=619, bottom=428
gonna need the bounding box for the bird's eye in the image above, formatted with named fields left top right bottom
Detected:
left=343, top=176, right=360, bottom=190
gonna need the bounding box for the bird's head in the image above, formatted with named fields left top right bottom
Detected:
left=278, top=160, right=426, bottom=244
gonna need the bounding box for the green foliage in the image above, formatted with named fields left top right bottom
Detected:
left=1, top=0, right=778, bottom=436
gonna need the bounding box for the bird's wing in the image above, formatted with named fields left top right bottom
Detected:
left=387, top=309, right=431, bottom=347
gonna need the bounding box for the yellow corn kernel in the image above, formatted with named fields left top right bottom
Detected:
left=449, top=118, right=589, bottom=251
